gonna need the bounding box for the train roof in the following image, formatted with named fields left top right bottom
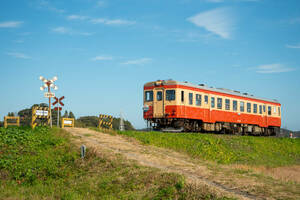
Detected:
left=144, top=80, right=280, bottom=104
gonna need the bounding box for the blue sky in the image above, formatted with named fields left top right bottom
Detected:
left=0, top=0, right=299, bottom=130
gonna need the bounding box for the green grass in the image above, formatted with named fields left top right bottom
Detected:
left=113, top=130, right=300, bottom=167
left=0, top=127, right=231, bottom=200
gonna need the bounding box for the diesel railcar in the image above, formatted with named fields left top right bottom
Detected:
left=143, top=80, right=281, bottom=135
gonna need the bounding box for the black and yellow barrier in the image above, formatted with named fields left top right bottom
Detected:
left=31, top=106, right=50, bottom=129
left=98, top=114, right=113, bottom=129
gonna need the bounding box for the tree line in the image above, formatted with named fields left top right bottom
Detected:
left=0, top=103, right=135, bottom=130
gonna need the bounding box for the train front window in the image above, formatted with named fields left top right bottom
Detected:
left=189, top=93, right=193, bottom=105
left=247, top=103, right=251, bottom=113
left=225, top=99, right=230, bottom=110
left=157, top=91, right=162, bottom=101
left=196, top=94, right=201, bottom=106
left=278, top=107, right=281, bottom=116
left=166, top=90, right=175, bottom=101
left=217, top=98, right=222, bottom=109
left=253, top=104, right=257, bottom=113
left=240, top=101, right=244, bottom=112
left=145, top=91, right=153, bottom=102
left=263, top=105, right=266, bottom=113
left=181, top=91, right=184, bottom=102
left=268, top=106, right=271, bottom=115
left=233, top=100, right=237, bottom=111
left=211, top=97, right=215, bottom=108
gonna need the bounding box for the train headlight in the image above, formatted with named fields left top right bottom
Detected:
left=143, top=105, right=149, bottom=112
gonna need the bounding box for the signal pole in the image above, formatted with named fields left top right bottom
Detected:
left=39, top=76, right=58, bottom=128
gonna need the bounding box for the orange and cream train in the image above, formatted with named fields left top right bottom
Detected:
left=143, top=80, right=281, bottom=135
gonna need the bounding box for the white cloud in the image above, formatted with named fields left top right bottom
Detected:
left=52, top=27, right=69, bottom=34
left=52, top=27, right=93, bottom=36
left=90, top=18, right=136, bottom=25
left=255, top=64, right=295, bottom=74
left=96, top=1, right=106, bottom=7
left=187, top=7, right=235, bottom=39
left=67, top=15, right=88, bottom=20
left=91, top=55, right=113, bottom=61
left=6, top=52, right=31, bottom=59
left=0, top=21, right=23, bottom=28
left=121, top=58, right=152, bottom=65
left=286, top=44, right=300, bottom=49
left=36, top=0, right=64, bottom=13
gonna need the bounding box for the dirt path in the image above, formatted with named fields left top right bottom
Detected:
left=65, top=128, right=299, bottom=200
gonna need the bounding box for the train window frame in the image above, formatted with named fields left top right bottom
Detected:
left=253, top=104, right=257, bottom=114
left=225, top=99, right=230, bottom=110
left=204, top=95, right=208, bottom=104
left=157, top=91, right=162, bottom=101
left=259, top=105, right=262, bottom=114
left=196, top=94, right=201, bottom=106
left=268, top=106, right=271, bottom=115
left=240, top=101, right=245, bottom=112
left=211, top=97, right=215, bottom=108
left=233, top=100, right=237, bottom=111
left=181, top=91, right=184, bottom=103
left=166, top=90, right=175, bottom=101
left=247, top=103, right=251, bottom=113
left=217, top=98, right=222, bottom=109
left=145, top=91, right=153, bottom=102
left=189, top=93, right=193, bottom=105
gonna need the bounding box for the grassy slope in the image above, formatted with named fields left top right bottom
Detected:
left=115, top=131, right=300, bottom=167
left=0, top=127, right=230, bottom=200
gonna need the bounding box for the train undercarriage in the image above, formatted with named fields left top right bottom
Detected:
left=146, top=118, right=280, bottom=136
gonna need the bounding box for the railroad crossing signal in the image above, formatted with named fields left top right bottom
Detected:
left=52, top=96, right=65, bottom=127
left=53, top=96, right=65, bottom=106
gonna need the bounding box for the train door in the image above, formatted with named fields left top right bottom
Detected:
left=153, top=89, right=164, bottom=118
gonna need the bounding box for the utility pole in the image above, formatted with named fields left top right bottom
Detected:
left=39, top=76, right=58, bottom=128
left=119, top=112, right=125, bottom=131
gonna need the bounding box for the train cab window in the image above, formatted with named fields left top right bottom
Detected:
left=166, top=90, right=175, bottom=101
left=268, top=106, right=271, bottom=115
left=233, top=100, right=237, bottom=111
left=211, top=97, right=215, bottom=108
left=204, top=95, right=208, bottom=104
left=145, top=91, right=153, bottom=102
left=240, top=101, right=245, bottom=112
left=225, top=99, right=230, bottom=110
left=263, top=105, right=266, bottom=113
left=196, top=94, right=201, bottom=106
left=278, top=107, right=281, bottom=116
left=217, top=98, right=222, bottom=109
left=253, top=104, right=257, bottom=114
left=247, top=103, right=251, bottom=113
left=181, top=91, right=184, bottom=102
left=157, top=91, right=162, bottom=101
left=189, top=93, right=193, bottom=105
left=273, top=107, right=277, bottom=114
left=259, top=105, right=262, bottom=114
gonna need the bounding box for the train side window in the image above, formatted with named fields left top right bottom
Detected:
left=253, top=104, right=257, bottom=113
left=225, top=99, right=230, bottom=110
left=204, top=95, right=208, bottom=104
left=145, top=91, right=153, bottom=102
left=157, top=91, right=162, bottom=101
left=196, top=94, right=201, bottom=106
left=259, top=105, right=262, bottom=114
left=166, top=90, right=175, bottom=101
left=181, top=91, right=184, bottom=102
left=263, top=105, right=266, bottom=113
left=233, top=100, right=237, bottom=111
left=247, top=103, right=251, bottom=113
left=273, top=106, right=276, bottom=114
left=240, top=101, right=244, bottom=112
left=189, top=93, right=193, bottom=105
left=211, top=97, right=215, bottom=108
left=268, top=106, right=271, bottom=115
left=217, top=98, right=222, bottom=109
left=278, top=107, right=281, bottom=116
